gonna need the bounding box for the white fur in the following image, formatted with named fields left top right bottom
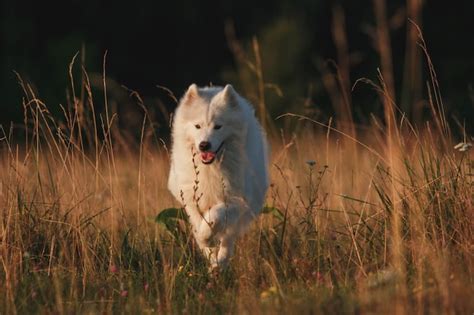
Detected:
left=168, top=84, right=269, bottom=268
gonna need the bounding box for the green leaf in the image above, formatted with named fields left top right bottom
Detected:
left=261, top=206, right=285, bottom=221
left=155, top=207, right=188, bottom=231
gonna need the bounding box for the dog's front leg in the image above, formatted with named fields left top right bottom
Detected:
left=184, top=206, right=205, bottom=237
left=216, top=234, right=236, bottom=268
left=196, top=202, right=239, bottom=247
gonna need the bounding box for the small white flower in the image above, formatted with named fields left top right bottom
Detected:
left=454, top=142, right=472, bottom=152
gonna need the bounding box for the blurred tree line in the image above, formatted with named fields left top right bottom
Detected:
left=1, top=0, right=472, bottom=136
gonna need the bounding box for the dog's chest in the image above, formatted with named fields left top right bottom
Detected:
left=178, top=165, right=227, bottom=212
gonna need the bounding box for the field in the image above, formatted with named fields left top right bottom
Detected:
left=1, top=31, right=473, bottom=315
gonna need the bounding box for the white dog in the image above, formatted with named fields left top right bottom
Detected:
left=168, top=84, right=269, bottom=269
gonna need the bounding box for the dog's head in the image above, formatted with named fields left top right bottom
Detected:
left=176, top=84, right=244, bottom=165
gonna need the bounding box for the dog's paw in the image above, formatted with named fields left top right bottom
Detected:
left=202, top=247, right=218, bottom=268
left=196, top=204, right=227, bottom=245
left=208, top=264, right=221, bottom=276
left=196, top=220, right=216, bottom=246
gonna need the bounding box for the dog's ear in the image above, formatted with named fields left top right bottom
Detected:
left=221, top=84, right=237, bottom=107
left=182, top=83, right=199, bottom=105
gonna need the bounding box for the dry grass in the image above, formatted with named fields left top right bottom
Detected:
left=1, top=11, right=473, bottom=314
left=0, top=76, right=472, bottom=314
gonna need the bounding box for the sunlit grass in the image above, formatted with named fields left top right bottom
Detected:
left=1, top=15, right=473, bottom=313
left=0, top=92, right=472, bottom=313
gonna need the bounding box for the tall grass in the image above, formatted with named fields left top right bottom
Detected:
left=1, top=12, right=473, bottom=315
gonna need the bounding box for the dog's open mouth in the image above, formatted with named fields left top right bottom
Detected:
left=200, top=142, right=224, bottom=164
left=201, top=151, right=216, bottom=164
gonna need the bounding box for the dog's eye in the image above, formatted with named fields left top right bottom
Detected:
left=195, top=124, right=201, bottom=129
left=214, top=125, right=222, bottom=130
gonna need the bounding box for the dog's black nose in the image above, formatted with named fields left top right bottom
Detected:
left=199, top=141, right=211, bottom=151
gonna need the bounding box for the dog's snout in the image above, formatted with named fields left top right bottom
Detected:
left=199, top=141, right=211, bottom=151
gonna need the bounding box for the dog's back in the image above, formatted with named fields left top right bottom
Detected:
left=238, top=94, right=269, bottom=215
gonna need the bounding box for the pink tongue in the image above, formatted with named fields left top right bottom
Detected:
left=201, top=151, right=216, bottom=161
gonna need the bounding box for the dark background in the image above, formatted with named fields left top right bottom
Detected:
left=1, top=0, right=473, bottom=135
